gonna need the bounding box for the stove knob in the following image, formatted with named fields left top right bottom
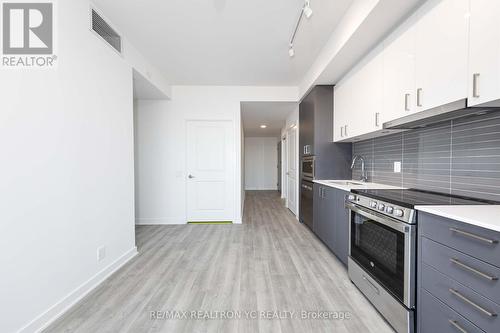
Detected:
left=378, top=203, right=385, bottom=211
left=385, top=206, right=394, bottom=214
left=370, top=201, right=378, bottom=208
left=394, top=209, right=404, bottom=217
left=348, top=194, right=356, bottom=201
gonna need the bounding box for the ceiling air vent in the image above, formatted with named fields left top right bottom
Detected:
left=91, top=9, right=122, bottom=53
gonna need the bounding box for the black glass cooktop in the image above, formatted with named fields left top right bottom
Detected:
left=351, top=188, right=499, bottom=208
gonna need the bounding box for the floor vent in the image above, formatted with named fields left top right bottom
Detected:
left=91, top=9, right=122, bottom=53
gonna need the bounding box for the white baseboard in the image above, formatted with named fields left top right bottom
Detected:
left=135, top=217, right=186, bottom=225
left=18, top=247, right=138, bottom=333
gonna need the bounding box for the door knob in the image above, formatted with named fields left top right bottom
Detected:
left=188, top=174, right=195, bottom=179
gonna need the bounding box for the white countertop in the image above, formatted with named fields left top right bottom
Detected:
left=416, top=205, right=500, bottom=233
left=313, top=179, right=403, bottom=192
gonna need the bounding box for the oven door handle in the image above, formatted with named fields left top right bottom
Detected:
left=345, top=202, right=411, bottom=234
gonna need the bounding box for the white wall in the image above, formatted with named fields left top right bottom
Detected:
left=281, top=106, right=300, bottom=217
left=244, top=137, right=279, bottom=190
left=0, top=1, right=171, bottom=332
left=134, top=86, right=298, bottom=225
left=241, top=123, right=246, bottom=213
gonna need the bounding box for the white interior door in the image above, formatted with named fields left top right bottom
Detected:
left=286, top=126, right=298, bottom=216
left=186, top=120, right=234, bottom=222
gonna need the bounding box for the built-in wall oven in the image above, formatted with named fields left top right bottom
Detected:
left=301, top=156, right=315, bottom=181
left=346, top=193, right=416, bottom=333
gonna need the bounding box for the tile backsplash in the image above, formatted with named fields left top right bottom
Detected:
left=352, top=112, right=500, bottom=201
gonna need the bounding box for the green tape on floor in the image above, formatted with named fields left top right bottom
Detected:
left=187, top=221, right=233, bottom=225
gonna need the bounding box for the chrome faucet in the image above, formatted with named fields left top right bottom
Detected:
left=351, top=155, right=368, bottom=182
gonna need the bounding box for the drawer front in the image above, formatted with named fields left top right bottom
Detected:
left=419, top=212, right=500, bottom=268
left=422, top=263, right=500, bottom=333
left=421, top=237, right=500, bottom=305
left=420, top=289, right=484, bottom=333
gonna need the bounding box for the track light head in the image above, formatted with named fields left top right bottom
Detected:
left=288, top=45, right=295, bottom=57
left=303, top=1, right=313, bottom=19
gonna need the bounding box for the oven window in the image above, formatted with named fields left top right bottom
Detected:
left=302, top=161, right=313, bottom=174
left=351, top=212, right=405, bottom=302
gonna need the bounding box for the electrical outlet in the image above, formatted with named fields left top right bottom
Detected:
left=394, top=161, right=402, bottom=173
left=97, top=246, right=106, bottom=262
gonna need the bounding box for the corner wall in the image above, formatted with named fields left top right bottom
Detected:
left=0, top=1, right=141, bottom=332
left=134, top=86, right=298, bottom=225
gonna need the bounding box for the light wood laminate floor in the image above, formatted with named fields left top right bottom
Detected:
left=44, top=191, right=393, bottom=333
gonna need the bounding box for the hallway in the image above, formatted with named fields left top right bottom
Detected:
left=44, top=191, right=392, bottom=333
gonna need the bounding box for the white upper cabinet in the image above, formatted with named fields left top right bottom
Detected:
left=414, top=0, right=469, bottom=112
left=333, top=80, right=350, bottom=142
left=382, top=22, right=417, bottom=121
left=333, top=0, right=499, bottom=142
left=334, top=46, right=384, bottom=142
left=468, top=0, right=500, bottom=107
left=354, top=46, right=384, bottom=136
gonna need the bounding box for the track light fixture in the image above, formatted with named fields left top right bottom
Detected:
left=288, top=0, right=313, bottom=57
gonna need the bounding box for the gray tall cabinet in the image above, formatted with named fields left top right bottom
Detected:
left=299, top=85, right=352, bottom=266
left=299, top=85, right=352, bottom=179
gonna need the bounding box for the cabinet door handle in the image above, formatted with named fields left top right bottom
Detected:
left=448, top=320, right=468, bottom=333
left=450, top=258, right=498, bottom=281
left=449, top=288, right=497, bottom=317
left=473, top=73, right=480, bottom=98
left=340, top=126, right=344, bottom=138
left=416, top=88, right=423, bottom=107
left=449, top=227, right=498, bottom=245
left=404, top=93, right=411, bottom=111
left=344, top=125, right=348, bottom=137
left=375, top=113, right=380, bottom=127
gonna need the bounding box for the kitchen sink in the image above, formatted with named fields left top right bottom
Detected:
left=326, top=180, right=365, bottom=186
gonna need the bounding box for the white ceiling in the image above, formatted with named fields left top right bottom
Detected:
left=93, top=0, right=353, bottom=86
left=241, top=102, right=297, bottom=137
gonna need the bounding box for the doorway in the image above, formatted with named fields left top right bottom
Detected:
left=286, top=125, right=298, bottom=216
left=277, top=141, right=282, bottom=194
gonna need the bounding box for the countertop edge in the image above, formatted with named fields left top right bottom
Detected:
left=416, top=205, right=500, bottom=233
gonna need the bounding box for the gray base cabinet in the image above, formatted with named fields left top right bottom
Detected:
left=313, top=184, right=349, bottom=266
left=418, top=212, right=500, bottom=333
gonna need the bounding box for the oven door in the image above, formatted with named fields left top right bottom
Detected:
left=347, top=203, right=416, bottom=308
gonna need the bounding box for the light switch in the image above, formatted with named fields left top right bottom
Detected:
left=97, top=246, right=106, bottom=262
left=394, top=161, right=402, bottom=173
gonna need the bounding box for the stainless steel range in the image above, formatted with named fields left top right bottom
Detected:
left=346, top=192, right=416, bottom=333
left=345, top=189, right=497, bottom=333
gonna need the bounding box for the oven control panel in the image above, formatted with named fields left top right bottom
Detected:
left=346, top=194, right=416, bottom=224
